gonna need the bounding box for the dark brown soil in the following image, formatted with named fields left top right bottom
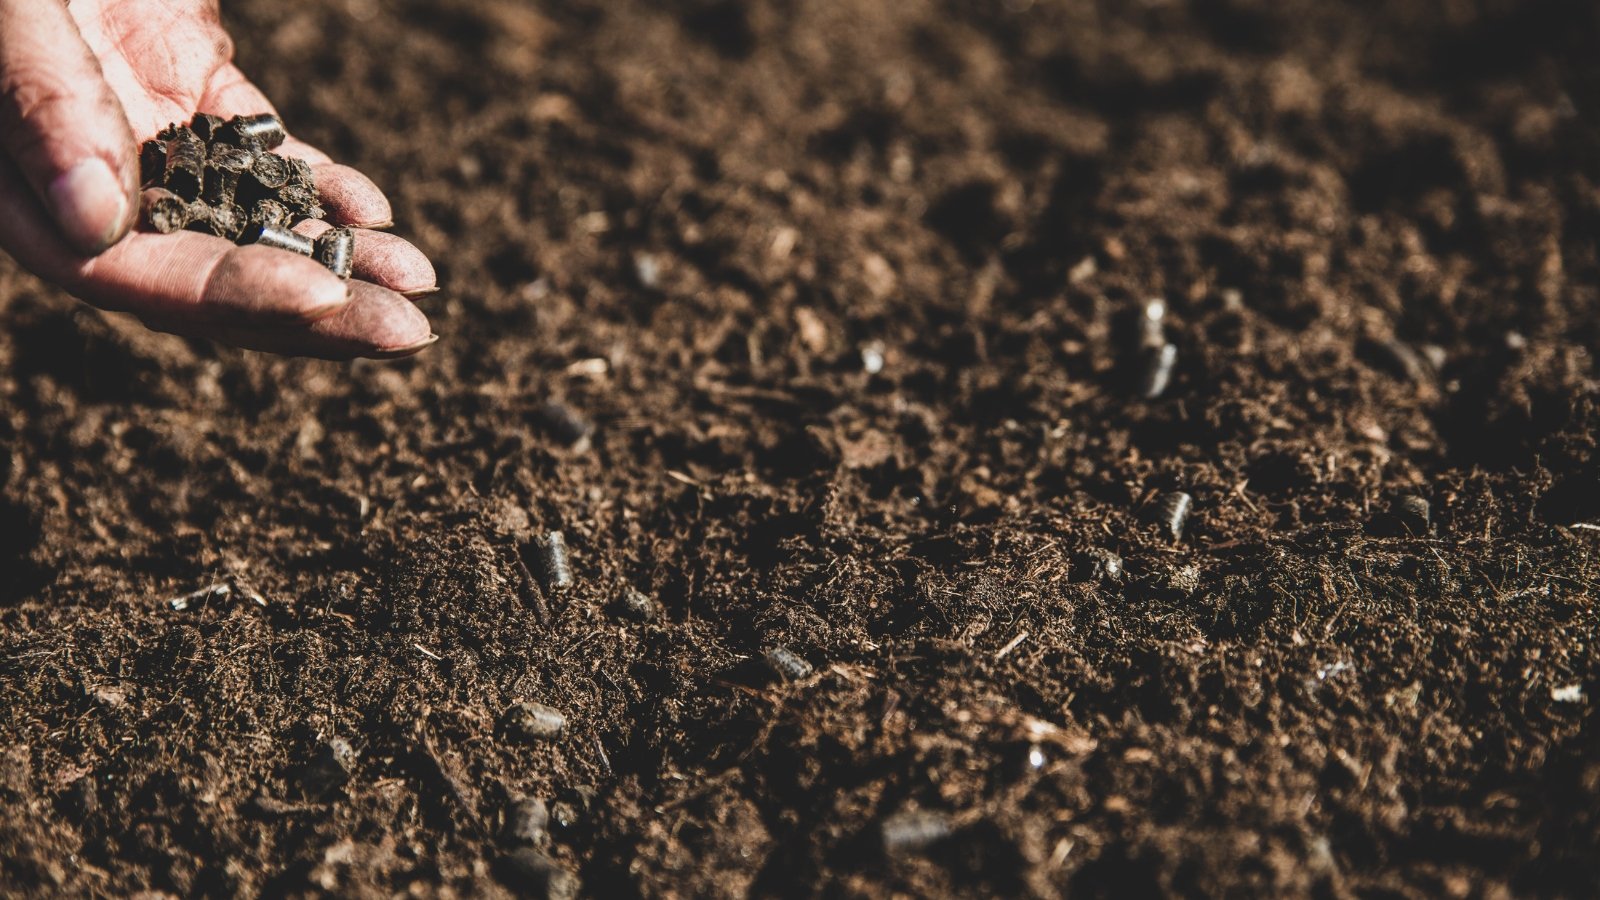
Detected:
left=4, top=0, right=1600, bottom=896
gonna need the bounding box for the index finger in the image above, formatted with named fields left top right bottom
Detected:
left=0, top=157, right=349, bottom=325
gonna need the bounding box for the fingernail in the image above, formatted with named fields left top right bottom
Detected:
left=367, top=333, right=439, bottom=360
left=401, top=286, right=441, bottom=299
left=48, top=158, right=130, bottom=255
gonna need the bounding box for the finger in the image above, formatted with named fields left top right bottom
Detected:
left=294, top=219, right=437, bottom=296
left=81, top=236, right=350, bottom=324
left=279, top=138, right=331, bottom=165
left=0, top=157, right=348, bottom=325
left=142, top=280, right=435, bottom=360
left=201, top=66, right=393, bottom=227
left=0, top=0, right=138, bottom=254
left=305, top=162, right=394, bottom=229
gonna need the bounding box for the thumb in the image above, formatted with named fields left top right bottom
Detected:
left=0, top=0, right=137, bottom=256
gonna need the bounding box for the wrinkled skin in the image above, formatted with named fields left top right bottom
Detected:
left=0, top=0, right=438, bottom=359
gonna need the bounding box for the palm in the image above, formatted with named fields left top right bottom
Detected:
left=0, top=0, right=438, bottom=359
left=75, top=0, right=239, bottom=138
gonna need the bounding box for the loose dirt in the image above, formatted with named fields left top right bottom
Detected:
left=2, top=0, right=1598, bottom=896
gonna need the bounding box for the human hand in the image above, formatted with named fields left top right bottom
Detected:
left=0, top=0, right=437, bottom=359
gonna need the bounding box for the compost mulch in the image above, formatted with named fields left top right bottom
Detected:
left=2, top=0, right=1599, bottom=896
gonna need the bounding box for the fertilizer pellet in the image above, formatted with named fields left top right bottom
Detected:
left=229, top=113, right=288, bottom=149
left=505, top=797, right=551, bottom=846
left=1141, top=342, right=1179, bottom=400
left=162, top=127, right=206, bottom=201
left=241, top=222, right=314, bottom=256
left=506, top=701, right=567, bottom=741
left=250, top=152, right=293, bottom=190
left=763, top=645, right=814, bottom=681
left=1153, top=491, right=1193, bottom=542
left=535, top=531, right=573, bottom=591
left=138, top=114, right=351, bottom=276
left=315, top=228, right=356, bottom=280
left=1394, top=494, right=1431, bottom=535
left=880, top=810, right=952, bottom=855
left=141, top=188, right=190, bottom=234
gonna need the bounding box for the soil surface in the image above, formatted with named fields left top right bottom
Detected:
left=3, top=0, right=1600, bottom=896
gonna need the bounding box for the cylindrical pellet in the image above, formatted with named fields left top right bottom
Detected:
left=621, top=587, right=659, bottom=623
left=881, top=811, right=952, bottom=856
left=201, top=202, right=248, bottom=242
left=286, top=157, right=316, bottom=189
left=139, top=140, right=167, bottom=187
left=535, top=532, right=573, bottom=591
left=227, top=113, right=287, bottom=150
left=506, top=797, right=550, bottom=846
left=538, top=401, right=594, bottom=450
left=1153, top=491, right=1193, bottom=542
left=1363, top=337, right=1432, bottom=385
left=499, top=848, right=579, bottom=900
left=250, top=152, right=292, bottom=190
left=250, top=199, right=293, bottom=231
left=505, top=701, right=567, bottom=741
left=1394, top=494, right=1431, bottom=535
left=202, top=146, right=253, bottom=206
left=240, top=222, right=315, bottom=256
left=163, top=127, right=206, bottom=201
left=211, top=143, right=255, bottom=169
left=278, top=184, right=324, bottom=220
left=1139, top=297, right=1167, bottom=348
left=1081, top=547, right=1123, bottom=583
left=763, top=646, right=814, bottom=681
left=190, top=113, right=226, bottom=144
left=141, top=187, right=190, bottom=234
left=315, top=227, right=356, bottom=279
left=1141, top=342, right=1178, bottom=400
left=184, top=200, right=212, bottom=234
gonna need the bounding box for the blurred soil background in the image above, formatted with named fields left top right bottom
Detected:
left=2, top=0, right=1599, bottom=896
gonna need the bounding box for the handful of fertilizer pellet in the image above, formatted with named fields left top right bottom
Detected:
left=138, top=113, right=354, bottom=279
